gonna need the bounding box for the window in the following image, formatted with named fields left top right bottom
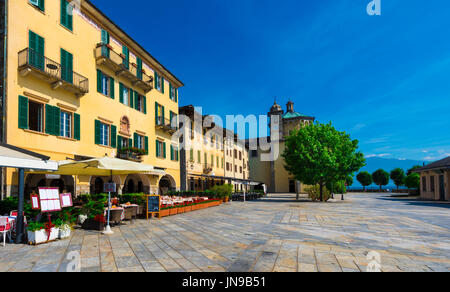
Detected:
left=120, top=83, right=131, bottom=106
left=119, top=136, right=130, bottom=149
left=156, top=140, right=166, bottom=158
left=240, top=166, right=243, bottom=174
left=60, top=0, right=73, bottom=31
left=235, top=165, right=237, bottom=173
left=170, top=145, right=179, bottom=161
left=29, top=31, right=45, bottom=71
left=211, top=155, right=214, bottom=167
left=155, top=103, right=164, bottom=125
left=234, top=149, right=237, bottom=159
left=122, top=46, right=129, bottom=69
left=136, top=134, right=144, bottom=150
left=239, top=151, right=242, bottom=160
left=154, top=72, right=164, bottom=92
left=97, top=70, right=115, bottom=98
left=189, top=149, right=194, bottom=161
left=61, top=49, right=73, bottom=84
left=28, top=100, right=44, bottom=132
left=169, top=83, right=178, bottom=102
left=60, top=111, right=72, bottom=138
left=430, top=176, right=435, bottom=193
left=135, top=94, right=146, bottom=113
left=100, top=123, right=110, bottom=146
left=251, top=150, right=258, bottom=157
left=422, top=177, right=427, bottom=192
left=29, top=0, right=44, bottom=11
left=198, top=151, right=201, bottom=163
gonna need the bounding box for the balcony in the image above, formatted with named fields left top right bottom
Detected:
left=203, top=164, right=213, bottom=174
left=18, top=48, right=89, bottom=97
left=156, top=117, right=178, bottom=133
left=95, top=43, right=153, bottom=93
left=117, top=148, right=146, bottom=163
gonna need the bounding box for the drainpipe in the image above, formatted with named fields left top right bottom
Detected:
left=1, top=0, right=8, bottom=200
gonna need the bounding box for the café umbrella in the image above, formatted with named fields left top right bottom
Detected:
left=29, top=157, right=166, bottom=234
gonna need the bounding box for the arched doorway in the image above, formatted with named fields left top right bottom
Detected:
left=159, top=175, right=176, bottom=195
left=25, top=174, right=75, bottom=195
left=94, top=177, right=104, bottom=194
left=127, top=179, right=136, bottom=193
left=123, top=174, right=149, bottom=194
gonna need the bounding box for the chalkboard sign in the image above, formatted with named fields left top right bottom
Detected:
left=146, top=195, right=160, bottom=219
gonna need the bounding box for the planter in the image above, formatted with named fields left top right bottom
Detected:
left=59, top=226, right=72, bottom=239
left=223, top=197, right=229, bottom=203
left=170, top=208, right=178, bottom=216
left=178, top=207, right=185, bottom=214
left=159, top=209, right=170, bottom=218
left=185, top=205, right=192, bottom=212
left=192, top=205, right=198, bottom=211
left=82, top=219, right=105, bottom=231
left=27, top=228, right=59, bottom=245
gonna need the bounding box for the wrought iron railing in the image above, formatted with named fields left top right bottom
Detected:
left=95, top=43, right=153, bottom=85
left=18, top=48, right=89, bottom=93
left=156, top=116, right=178, bottom=131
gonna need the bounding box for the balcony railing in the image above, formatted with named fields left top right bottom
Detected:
left=18, top=48, right=89, bottom=96
left=156, top=117, right=178, bottom=133
left=95, top=43, right=153, bottom=93
left=117, top=148, right=146, bottom=162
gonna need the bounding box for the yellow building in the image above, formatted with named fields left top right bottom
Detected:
left=0, top=0, right=183, bottom=197
left=247, top=101, right=315, bottom=193
left=414, top=157, right=450, bottom=201
left=178, top=105, right=250, bottom=192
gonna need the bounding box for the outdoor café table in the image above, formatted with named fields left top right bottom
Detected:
left=104, top=207, right=125, bottom=221
left=0, top=216, right=15, bottom=237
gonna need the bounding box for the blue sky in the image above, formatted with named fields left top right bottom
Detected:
left=92, top=0, right=450, bottom=161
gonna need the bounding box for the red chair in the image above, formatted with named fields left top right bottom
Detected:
left=0, top=218, right=12, bottom=247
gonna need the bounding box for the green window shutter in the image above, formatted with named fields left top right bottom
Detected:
left=163, top=142, right=166, bottom=158
left=117, top=136, right=122, bottom=149
left=18, top=95, right=29, bottom=130
left=155, top=102, right=159, bottom=125
left=134, top=91, right=139, bottom=110
left=190, top=149, right=194, bottom=161
left=61, top=49, right=73, bottom=84
left=169, top=83, right=172, bottom=100
left=161, top=106, right=165, bottom=121
left=129, top=90, right=134, bottom=108
left=97, top=69, right=102, bottom=93
left=119, top=83, right=124, bottom=103
left=171, top=145, right=174, bottom=160
left=143, top=96, right=147, bottom=114
left=45, top=104, right=53, bottom=134
left=101, top=29, right=110, bottom=44
left=74, top=113, right=80, bottom=140
left=61, top=0, right=72, bottom=31
left=94, top=120, right=101, bottom=145
left=128, top=138, right=132, bottom=148
left=154, top=71, right=158, bottom=89
left=161, top=77, right=165, bottom=94
left=156, top=140, right=160, bottom=157
left=175, top=88, right=178, bottom=102
left=110, top=76, right=115, bottom=99
left=110, top=125, right=117, bottom=148
left=122, top=46, right=129, bottom=69
left=29, top=31, right=45, bottom=71
left=144, top=136, right=149, bottom=154
left=137, top=58, right=142, bottom=79
left=53, top=106, right=60, bottom=136
left=133, top=133, right=138, bottom=148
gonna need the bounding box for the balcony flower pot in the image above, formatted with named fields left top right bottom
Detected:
left=159, top=209, right=170, bottom=218
left=27, top=228, right=59, bottom=245
left=170, top=208, right=178, bottom=216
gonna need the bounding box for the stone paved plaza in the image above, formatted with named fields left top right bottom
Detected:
left=0, top=193, right=449, bottom=272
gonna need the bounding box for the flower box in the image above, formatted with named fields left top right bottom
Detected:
left=170, top=208, right=178, bottom=216
left=185, top=205, right=192, bottom=212
left=191, top=205, right=198, bottom=211
left=27, top=228, right=59, bottom=245
left=178, top=207, right=185, bottom=214
left=159, top=209, right=170, bottom=218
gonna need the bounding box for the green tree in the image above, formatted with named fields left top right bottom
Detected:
left=372, top=169, right=390, bottom=192
left=390, top=168, right=406, bottom=191
left=405, top=173, right=420, bottom=189
left=356, top=171, right=373, bottom=191
left=282, top=122, right=365, bottom=202
left=407, top=165, right=422, bottom=176
left=345, top=175, right=354, bottom=187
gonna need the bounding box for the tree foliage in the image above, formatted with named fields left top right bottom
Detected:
left=407, top=165, right=422, bottom=176
left=282, top=122, right=365, bottom=201
left=405, top=173, right=420, bottom=189
left=390, top=168, right=406, bottom=190
left=356, top=171, right=373, bottom=191
left=372, top=169, right=390, bottom=191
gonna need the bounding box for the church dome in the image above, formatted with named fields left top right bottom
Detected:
left=270, top=102, right=282, bottom=112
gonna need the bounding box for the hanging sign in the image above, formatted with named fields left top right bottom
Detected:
left=31, top=194, right=40, bottom=210
left=60, top=193, right=73, bottom=208
left=104, top=183, right=116, bottom=193
left=38, top=187, right=62, bottom=213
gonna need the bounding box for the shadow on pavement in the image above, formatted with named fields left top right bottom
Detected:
left=377, top=196, right=450, bottom=209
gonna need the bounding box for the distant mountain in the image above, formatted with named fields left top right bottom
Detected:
left=350, top=157, right=426, bottom=188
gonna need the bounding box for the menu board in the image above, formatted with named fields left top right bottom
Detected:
left=38, top=188, right=62, bottom=213
left=31, top=194, right=40, bottom=210
left=147, top=195, right=160, bottom=219
left=60, top=193, right=73, bottom=208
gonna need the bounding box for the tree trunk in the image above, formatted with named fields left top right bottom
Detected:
left=379, top=185, right=382, bottom=192
left=319, top=184, right=324, bottom=202
left=363, top=186, right=366, bottom=192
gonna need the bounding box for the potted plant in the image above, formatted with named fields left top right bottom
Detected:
left=54, top=219, right=72, bottom=239
left=81, top=198, right=107, bottom=231
left=158, top=205, right=170, bottom=218
left=169, top=205, right=178, bottom=216
left=185, top=203, right=192, bottom=213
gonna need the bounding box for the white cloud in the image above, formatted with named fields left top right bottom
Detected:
left=365, top=153, right=391, bottom=158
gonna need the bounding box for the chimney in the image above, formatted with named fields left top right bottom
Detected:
left=287, top=100, right=294, bottom=113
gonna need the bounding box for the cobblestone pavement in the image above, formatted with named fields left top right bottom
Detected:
left=0, top=193, right=449, bottom=272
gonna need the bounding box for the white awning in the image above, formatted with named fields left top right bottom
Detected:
left=0, top=143, right=58, bottom=171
